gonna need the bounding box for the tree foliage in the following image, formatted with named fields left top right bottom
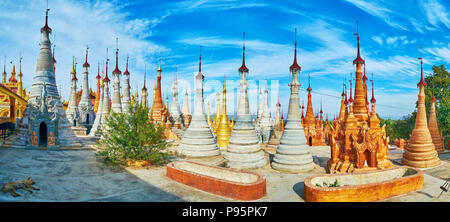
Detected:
left=381, top=65, right=449, bottom=149
left=97, top=101, right=169, bottom=166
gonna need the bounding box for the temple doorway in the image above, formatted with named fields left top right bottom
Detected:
left=308, top=137, right=312, bottom=146
left=86, top=114, right=89, bottom=124
left=39, top=122, right=47, bottom=147
left=363, top=149, right=371, bottom=167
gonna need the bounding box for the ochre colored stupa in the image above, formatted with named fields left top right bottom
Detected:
left=302, top=75, right=326, bottom=146
left=149, top=60, right=169, bottom=124
left=402, top=58, right=440, bottom=168
left=328, top=23, right=393, bottom=173
left=428, top=78, right=444, bottom=153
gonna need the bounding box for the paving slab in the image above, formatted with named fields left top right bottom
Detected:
left=0, top=139, right=448, bottom=202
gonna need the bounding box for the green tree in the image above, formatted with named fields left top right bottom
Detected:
left=98, top=101, right=169, bottom=166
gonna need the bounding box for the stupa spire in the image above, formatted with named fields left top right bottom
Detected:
left=370, top=73, right=376, bottom=104
left=83, top=46, right=90, bottom=68
left=353, top=21, right=364, bottom=65
left=290, top=28, right=301, bottom=72
left=431, top=76, right=436, bottom=102
left=40, top=7, right=52, bottom=34
left=239, top=32, right=248, bottom=73
left=124, top=55, right=129, bottom=75
left=196, top=46, right=203, bottom=80
left=113, top=38, right=121, bottom=74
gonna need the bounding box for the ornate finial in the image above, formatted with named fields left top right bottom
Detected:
left=431, top=74, right=436, bottom=102
left=307, top=73, right=312, bottom=91
left=103, top=48, right=110, bottom=82
left=124, top=55, right=129, bottom=75
left=113, top=38, right=121, bottom=74
left=157, top=58, right=162, bottom=73
left=71, top=56, right=75, bottom=73
left=199, top=46, right=202, bottom=73
left=353, top=21, right=364, bottom=65
left=348, top=78, right=353, bottom=103
left=417, top=44, right=426, bottom=87
left=19, top=56, right=23, bottom=77
left=41, top=4, right=52, bottom=33
left=143, top=64, right=147, bottom=90
left=239, top=32, right=249, bottom=73
left=290, top=28, right=301, bottom=72
left=83, top=46, right=90, bottom=68
left=96, top=61, right=100, bottom=79
left=370, top=73, right=376, bottom=104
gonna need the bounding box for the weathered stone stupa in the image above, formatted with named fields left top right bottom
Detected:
left=78, top=47, right=96, bottom=132
left=268, top=95, right=282, bottom=146
left=225, top=34, right=266, bottom=169
left=182, top=90, right=192, bottom=127
left=66, top=57, right=80, bottom=127
left=169, top=68, right=183, bottom=127
left=428, top=78, right=444, bottom=153
left=93, top=63, right=101, bottom=114
left=111, top=40, right=122, bottom=113
left=271, top=29, right=314, bottom=172
left=89, top=70, right=104, bottom=137
left=256, top=85, right=273, bottom=143
left=177, top=48, right=220, bottom=157
left=101, top=56, right=111, bottom=127
left=402, top=58, right=440, bottom=168
left=122, top=56, right=131, bottom=112
left=141, top=69, right=148, bottom=108
left=12, top=9, right=80, bottom=148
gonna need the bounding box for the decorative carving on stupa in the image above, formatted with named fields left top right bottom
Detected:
left=122, top=56, right=131, bottom=112
left=78, top=47, right=96, bottom=132
left=111, top=38, right=122, bottom=113
left=402, top=56, right=440, bottom=168
left=216, top=76, right=232, bottom=148
left=271, top=29, right=314, bottom=172
left=428, top=77, right=444, bottom=153
left=302, top=75, right=325, bottom=146
left=225, top=33, right=266, bottom=169
left=177, top=47, right=220, bottom=157
left=328, top=22, right=393, bottom=173
left=9, top=9, right=80, bottom=148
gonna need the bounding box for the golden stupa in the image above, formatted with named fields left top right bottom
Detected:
left=215, top=76, right=232, bottom=148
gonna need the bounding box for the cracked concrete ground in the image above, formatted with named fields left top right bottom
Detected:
left=0, top=137, right=448, bottom=202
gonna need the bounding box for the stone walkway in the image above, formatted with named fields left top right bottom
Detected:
left=0, top=137, right=448, bottom=202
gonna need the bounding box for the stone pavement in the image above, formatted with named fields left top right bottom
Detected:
left=0, top=137, right=448, bottom=202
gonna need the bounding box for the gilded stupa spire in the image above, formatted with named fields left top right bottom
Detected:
left=370, top=73, right=376, bottom=104
left=216, top=74, right=232, bottom=148
left=71, top=57, right=78, bottom=81
left=353, top=21, right=364, bottom=65
left=9, top=62, right=17, bottom=83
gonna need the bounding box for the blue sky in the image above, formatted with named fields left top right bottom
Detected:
left=0, top=0, right=449, bottom=119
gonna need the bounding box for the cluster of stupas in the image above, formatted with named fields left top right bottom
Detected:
left=327, top=23, right=393, bottom=173
left=4, top=9, right=446, bottom=176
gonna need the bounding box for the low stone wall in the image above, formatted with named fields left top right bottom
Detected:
left=166, top=161, right=266, bottom=201
left=304, top=167, right=424, bottom=202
